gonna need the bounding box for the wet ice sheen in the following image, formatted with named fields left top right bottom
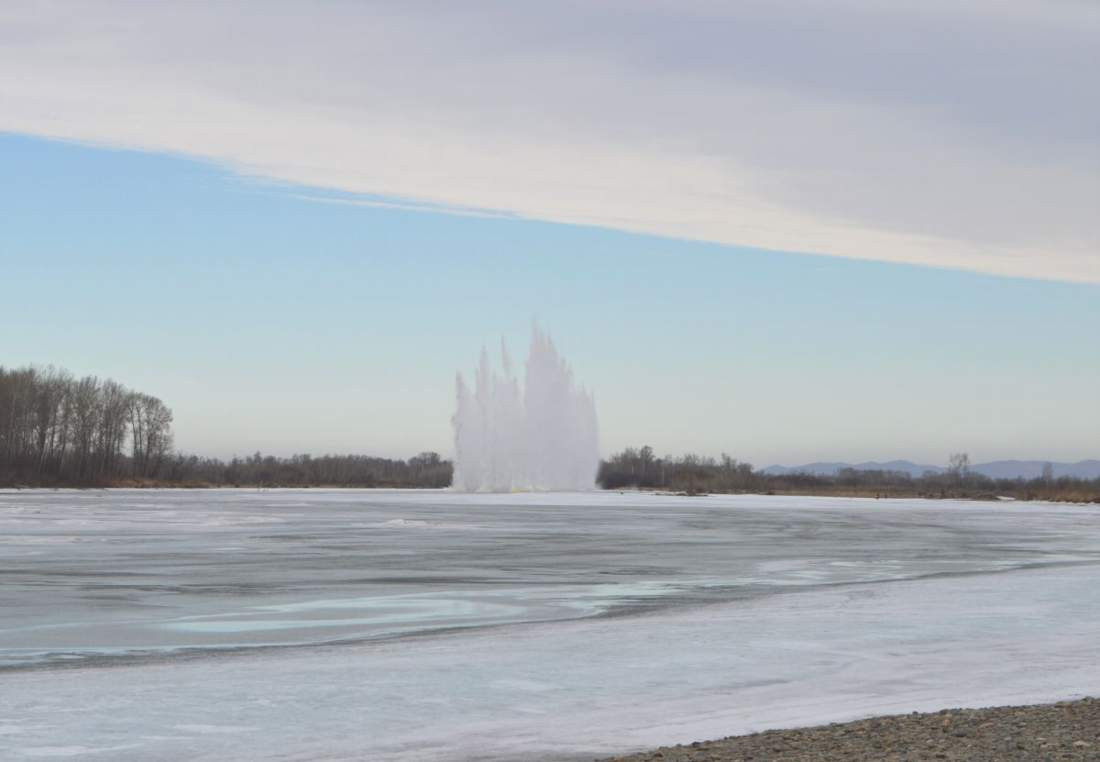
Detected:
left=1, top=489, right=1098, bottom=760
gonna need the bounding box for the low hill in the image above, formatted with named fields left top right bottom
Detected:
left=763, top=459, right=1100, bottom=480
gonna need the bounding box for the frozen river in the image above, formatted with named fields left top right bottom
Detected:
left=2, top=489, right=1099, bottom=759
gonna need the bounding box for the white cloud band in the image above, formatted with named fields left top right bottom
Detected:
left=2, top=1, right=1097, bottom=282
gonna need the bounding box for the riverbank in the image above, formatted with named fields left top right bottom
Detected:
left=0, top=478, right=443, bottom=490
left=638, top=486, right=1100, bottom=504
left=602, top=698, right=1099, bottom=761
left=4, top=482, right=1099, bottom=504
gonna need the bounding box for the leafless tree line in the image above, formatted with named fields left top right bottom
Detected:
left=158, top=451, right=452, bottom=488
left=599, top=446, right=1100, bottom=502
left=598, top=446, right=754, bottom=493
left=0, top=365, right=173, bottom=485
left=1, top=364, right=452, bottom=488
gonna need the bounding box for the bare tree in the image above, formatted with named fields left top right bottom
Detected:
left=1042, top=462, right=1054, bottom=483
left=947, top=452, right=970, bottom=481
left=0, top=365, right=174, bottom=485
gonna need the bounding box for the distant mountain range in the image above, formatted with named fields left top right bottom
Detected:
left=761, top=459, right=1100, bottom=480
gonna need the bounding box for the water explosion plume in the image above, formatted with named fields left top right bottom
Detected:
left=452, top=327, right=599, bottom=491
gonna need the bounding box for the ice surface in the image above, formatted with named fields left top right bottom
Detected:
left=1, top=489, right=1098, bottom=760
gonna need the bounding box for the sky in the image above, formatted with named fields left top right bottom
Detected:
left=2, top=1, right=1098, bottom=466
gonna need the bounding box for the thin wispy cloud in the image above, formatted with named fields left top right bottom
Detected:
left=285, top=193, right=515, bottom=221
left=2, top=1, right=1097, bottom=282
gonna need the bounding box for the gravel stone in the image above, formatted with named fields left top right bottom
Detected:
left=600, top=698, right=1100, bottom=761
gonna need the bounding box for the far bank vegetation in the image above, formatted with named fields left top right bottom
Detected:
left=4, top=363, right=1096, bottom=501
left=0, top=364, right=450, bottom=488
left=598, top=447, right=1100, bottom=503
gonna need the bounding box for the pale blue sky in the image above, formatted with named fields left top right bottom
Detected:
left=4, top=133, right=1098, bottom=466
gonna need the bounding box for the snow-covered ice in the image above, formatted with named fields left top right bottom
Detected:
left=1, top=489, right=1098, bottom=759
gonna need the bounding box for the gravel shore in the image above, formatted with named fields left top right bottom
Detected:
left=601, top=698, right=1100, bottom=761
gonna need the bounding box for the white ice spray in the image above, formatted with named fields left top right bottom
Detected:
left=452, top=327, right=599, bottom=491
